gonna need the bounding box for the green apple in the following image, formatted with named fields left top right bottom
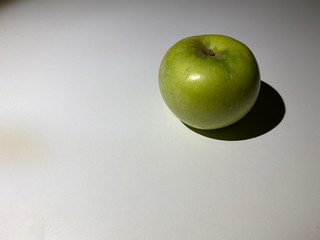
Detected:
left=159, top=34, right=260, bottom=130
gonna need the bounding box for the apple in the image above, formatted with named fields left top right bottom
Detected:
left=158, top=34, right=261, bottom=130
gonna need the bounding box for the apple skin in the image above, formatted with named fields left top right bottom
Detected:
left=159, top=34, right=261, bottom=130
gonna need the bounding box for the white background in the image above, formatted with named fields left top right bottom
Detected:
left=0, top=0, right=319, bottom=239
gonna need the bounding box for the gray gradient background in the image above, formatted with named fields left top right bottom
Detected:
left=0, top=0, right=319, bottom=239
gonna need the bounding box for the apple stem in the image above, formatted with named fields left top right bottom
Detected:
left=202, top=49, right=216, bottom=57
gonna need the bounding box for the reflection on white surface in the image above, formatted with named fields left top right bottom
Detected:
left=0, top=0, right=319, bottom=240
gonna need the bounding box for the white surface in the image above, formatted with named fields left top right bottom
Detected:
left=0, top=0, right=319, bottom=239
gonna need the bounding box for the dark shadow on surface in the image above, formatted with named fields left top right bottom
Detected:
left=0, top=0, right=21, bottom=9
left=184, top=81, right=286, bottom=140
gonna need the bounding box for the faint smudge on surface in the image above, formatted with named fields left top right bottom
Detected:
left=0, top=124, right=45, bottom=166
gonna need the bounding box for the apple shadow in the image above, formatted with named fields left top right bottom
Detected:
left=183, top=81, right=286, bottom=140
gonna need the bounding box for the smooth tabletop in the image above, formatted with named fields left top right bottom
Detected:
left=0, top=0, right=319, bottom=239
